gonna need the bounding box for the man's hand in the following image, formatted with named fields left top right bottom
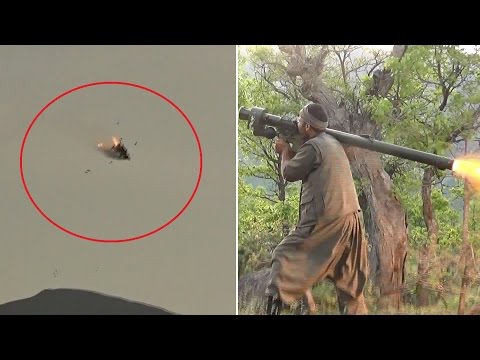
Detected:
left=274, top=138, right=290, bottom=154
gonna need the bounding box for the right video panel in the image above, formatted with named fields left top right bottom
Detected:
left=237, top=45, right=480, bottom=315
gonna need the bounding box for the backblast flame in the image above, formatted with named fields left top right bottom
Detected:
left=452, top=154, right=480, bottom=193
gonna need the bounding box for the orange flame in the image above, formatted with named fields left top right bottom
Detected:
left=97, top=136, right=120, bottom=149
left=452, top=154, right=480, bottom=193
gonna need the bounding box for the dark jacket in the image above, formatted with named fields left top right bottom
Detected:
left=282, top=132, right=360, bottom=227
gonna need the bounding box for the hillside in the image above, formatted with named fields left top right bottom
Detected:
left=0, top=288, right=174, bottom=315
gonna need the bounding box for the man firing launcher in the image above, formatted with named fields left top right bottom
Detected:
left=265, top=103, right=369, bottom=315
left=239, top=103, right=468, bottom=315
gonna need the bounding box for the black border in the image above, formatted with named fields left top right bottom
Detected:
left=2, top=19, right=479, bottom=45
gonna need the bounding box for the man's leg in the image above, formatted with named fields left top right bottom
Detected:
left=332, top=211, right=369, bottom=315
left=304, top=288, right=317, bottom=315
left=264, top=229, right=308, bottom=315
left=336, top=287, right=368, bottom=315
left=265, top=259, right=285, bottom=315
left=264, top=221, right=343, bottom=314
left=294, top=288, right=317, bottom=315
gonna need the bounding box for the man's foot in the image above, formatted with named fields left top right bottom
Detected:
left=297, top=297, right=312, bottom=315
left=265, top=295, right=283, bottom=315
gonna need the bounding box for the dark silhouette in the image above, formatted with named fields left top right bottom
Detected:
left=98, top=146, right=130, bottom=161
left=0, top=288, right=175, bottom=315
left=110, top=138, right=130, bottom=160
left=97, top=138, right=131, bottom=161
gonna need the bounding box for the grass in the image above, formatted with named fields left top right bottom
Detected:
left=238, top=250, right=480, bottom=315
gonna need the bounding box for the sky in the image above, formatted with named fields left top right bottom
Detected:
left=365, top=45, right=477, bottom=53
left=240, top=45, right=478, bottom=55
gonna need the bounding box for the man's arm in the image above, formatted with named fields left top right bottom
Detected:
left=281, top=143, right=317, bottom=182
left=280, top=146, right=296, bottom=164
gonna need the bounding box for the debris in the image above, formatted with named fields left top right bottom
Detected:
left=97, top=136, right=131, bottom=160
left=111, top=137, right=130, bottom=160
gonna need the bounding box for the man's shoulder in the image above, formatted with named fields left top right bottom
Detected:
left=309, top=132, right=342, bottom=147
left=304, top=133, right=327, bottom=145
left=298, top=139, right=318, bottom=153
left=303, top=133, right=329, bottom=149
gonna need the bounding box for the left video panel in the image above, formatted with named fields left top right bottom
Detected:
left=0, top=45, right=237, bottom=315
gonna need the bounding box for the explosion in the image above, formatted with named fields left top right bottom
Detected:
left=452, top=154, right=480, bottom=192
left=96, top=136, right=130, bottom=160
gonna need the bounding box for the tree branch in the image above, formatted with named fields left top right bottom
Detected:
left=257, top=66, right=293, bottom=101
left=256, top=194, right=278, bottom=204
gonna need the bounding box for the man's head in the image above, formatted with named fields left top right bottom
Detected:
left=297, top=103, right=329, bottom=140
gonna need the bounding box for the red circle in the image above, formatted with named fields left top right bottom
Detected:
left=20, top=81, right=203, bottom=243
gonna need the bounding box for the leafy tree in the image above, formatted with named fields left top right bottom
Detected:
left=238, top=47, right=303, bottom=276
left=378, top=45, right=480, bottom=306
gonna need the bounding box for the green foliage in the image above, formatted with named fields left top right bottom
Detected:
left=238, top=46, right=305, bottom=275
left=380, top=45, right=480, bottom=254
left=383, top=45, right=480, bottom=152
left=393, top=170, right=462, bottom=250
left=238, top=179, right=300, bottom=275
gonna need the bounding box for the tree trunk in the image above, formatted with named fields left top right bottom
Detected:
left=458, top=140, right=474, bottom=315
left=416, top=166, right=438, bottom=306
left=278, top=45, right=408, bottom=310
left=458, top=186, right=471, bottom=315
left=347, top=145, right=408, bottom=309
left=277, top=159, right=290, bottom=237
